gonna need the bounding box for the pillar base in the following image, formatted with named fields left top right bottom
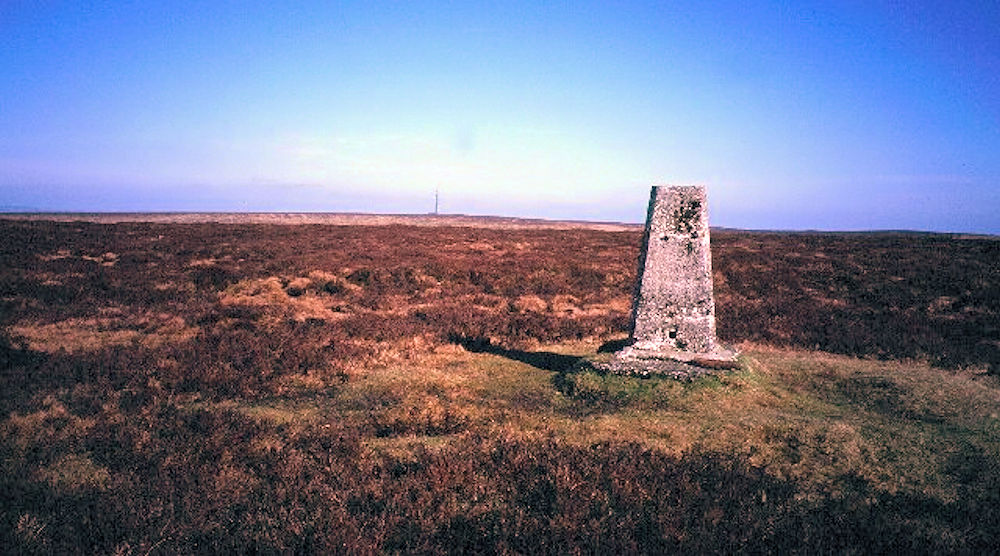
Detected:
left=579, top=344, right=740, bottom=380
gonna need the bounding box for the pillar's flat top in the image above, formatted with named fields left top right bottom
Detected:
left=651, top=184, right=705, bottom=192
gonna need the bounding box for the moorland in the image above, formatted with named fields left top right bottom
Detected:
left=1, top=216, right=998, bottom=553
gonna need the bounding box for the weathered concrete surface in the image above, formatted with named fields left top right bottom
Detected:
left=630, top=185, right=718, bottom=353
left=592, top=185, right=737, bottom=378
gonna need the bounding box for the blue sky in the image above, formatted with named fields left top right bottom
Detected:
left=2, top=1, right=998, bottom=233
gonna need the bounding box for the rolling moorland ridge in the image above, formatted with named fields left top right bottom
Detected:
left=1, top=213, right=999, bottom=553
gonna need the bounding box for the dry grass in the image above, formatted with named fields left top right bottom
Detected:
left=259, top=336, right=1000, bottom=510
left=10, top=311, right=196, bottom=353
left=219, top=275, right=355, bottom=323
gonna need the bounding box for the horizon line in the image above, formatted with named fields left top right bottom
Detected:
left=1, top=211, right=996, bottom=238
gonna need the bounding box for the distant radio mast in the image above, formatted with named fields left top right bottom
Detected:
left=434, top=188, right=439, bottom=215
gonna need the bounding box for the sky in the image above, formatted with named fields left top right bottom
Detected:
left=2, top=1, right=998, bottom=233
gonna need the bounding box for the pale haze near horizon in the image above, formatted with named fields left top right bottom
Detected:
left=2, top=1, right=998, bottom=233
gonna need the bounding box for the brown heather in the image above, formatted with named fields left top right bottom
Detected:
left=1, top=219, right=998, bottom=553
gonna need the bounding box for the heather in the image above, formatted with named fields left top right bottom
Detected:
left=1, top=219, right=998, bottom=553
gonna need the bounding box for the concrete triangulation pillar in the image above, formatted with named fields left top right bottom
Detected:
left=630, top=185, right=719, bottom=353
left=604, top=185, right=737, bottom=378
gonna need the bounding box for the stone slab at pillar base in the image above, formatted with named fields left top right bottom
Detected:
left=578, top=344, right=740, bottom=380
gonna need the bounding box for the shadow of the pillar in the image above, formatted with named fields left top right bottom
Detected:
left=450, top=335, right=582, bottom=373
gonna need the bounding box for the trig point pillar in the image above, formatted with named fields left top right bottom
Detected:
left=631, top=185, right=718, bottom=353
left=603, top=185, right=737, bottom=378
